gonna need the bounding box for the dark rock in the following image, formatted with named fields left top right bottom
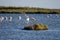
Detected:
left=23, top=26, right=34, bottom=30
left=23, top=23, right=48, bottom=30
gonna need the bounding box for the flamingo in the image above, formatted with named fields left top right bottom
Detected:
left=24, top=14, right=30, bottom=24
left=0, top=16, right=4, bottom=23
left=5, top=16, right=8, bottom=21
left=18, top=16, right=21, bottom=21
left=1, top=16, right=4, bottom=21
left=47, top=14, right=52, bottom=18
left=17, top=16, right=21, bottom=25
left=9, top=16, right=13, bottom=22
left=1, top=16, right=4, bottom=22
left=25, top=16, right=30, bottom=24
left=31, top=17, right=36, bottom=21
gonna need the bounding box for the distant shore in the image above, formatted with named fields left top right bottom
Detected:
left=0, top=6, right=60, bottom=14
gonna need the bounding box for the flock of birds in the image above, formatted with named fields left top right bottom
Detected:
left=0, top=14, right=59, bottom=24
left=0, top=15, right=36, bottom=24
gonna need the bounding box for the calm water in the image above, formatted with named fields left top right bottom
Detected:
left=0, top=13, right=60, bottom=40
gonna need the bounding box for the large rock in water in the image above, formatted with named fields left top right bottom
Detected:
left=23, top=23, right=48, bottom=30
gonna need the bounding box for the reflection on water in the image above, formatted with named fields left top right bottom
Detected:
left=0, top=14, right=60, bottom=40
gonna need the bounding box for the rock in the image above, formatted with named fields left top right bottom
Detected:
left=23, top=26, right=34, bottom=30
left=23, top=23, right=48, bottom=30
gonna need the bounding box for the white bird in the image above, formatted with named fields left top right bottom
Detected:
left=18, top=16, right=21, bottom=21
left=9, top=16, right=13, bottom=22
left=0, top=16, right=4, bottom=23
left=31, top=17, right=36, bottom=21
left=1, top=16, right=4, bottom=21
left=25, top=16, right=30, bottom=24
left=5, top=16, right=8, bottom=21
left=1, top=16, right=4, bottom=22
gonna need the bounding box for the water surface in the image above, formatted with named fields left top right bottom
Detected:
left=0, top=13, right=60, bottom=40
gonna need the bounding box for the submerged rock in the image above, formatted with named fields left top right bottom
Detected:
left=23, top=23, right=48, bottom=30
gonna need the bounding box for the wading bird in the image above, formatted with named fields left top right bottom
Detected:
left=0, top=16, right=4, bottom=23
left=9, top=16, right=13, bottom=22
left=25, top=16, right=30, bottom=24
left=31, top=17, right=36, bottom=21
left=18, top=16, right=21, bottom=21
left=5, top=16, right=8, bottom=21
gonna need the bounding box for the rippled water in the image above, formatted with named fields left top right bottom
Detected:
left=0, top=13, right=60, bottom=40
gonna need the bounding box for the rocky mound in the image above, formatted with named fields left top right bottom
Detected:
left=23, top=23, right=48, bottom=30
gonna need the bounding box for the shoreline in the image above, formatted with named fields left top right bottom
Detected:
left=0, top=6, right=60, bottom=14
left=0, top=11, right=59, bottom=14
